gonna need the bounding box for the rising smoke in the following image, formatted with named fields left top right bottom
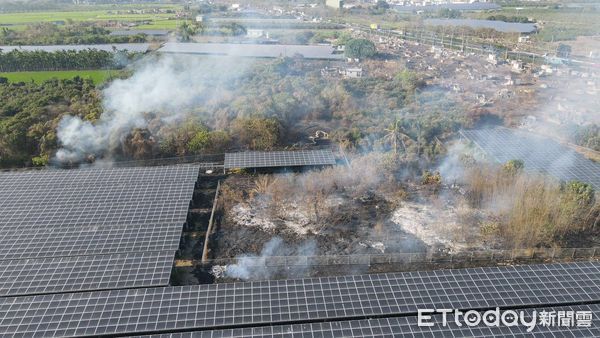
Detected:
left=54, top=54, right=252, bottom=163
left=225, top=236, right=317, bottom=280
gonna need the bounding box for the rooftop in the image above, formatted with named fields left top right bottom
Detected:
left=158, top=42, right=344, bottom=60
left=109, top=29, right=170, bottom=36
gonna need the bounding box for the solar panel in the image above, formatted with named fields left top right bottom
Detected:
left=461, top=128, right=600, bottom=190
left=0, top=262, right=597, bottom=336
left=0, top=164, right=199, bottom=296
left=0, top=164, right=200, bottom=188
left=0, top=183, right=195, bottom=209
left=0, top=165, right=199, bottom=231
left=147, top=303, right=600, bottom=337
left=0, top=224, right=183, bottom=260
left=0, top=203, right=192, bottom=226
left=224, top=149, right=336, bottom=169
left=0, top=251, right=174, bottom=297
left=0, top=200, right=191, bottom=229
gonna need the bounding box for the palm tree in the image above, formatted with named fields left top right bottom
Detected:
left=384, top=119, right=412, bottom=155
left=179, top=21, right=197, bottom=42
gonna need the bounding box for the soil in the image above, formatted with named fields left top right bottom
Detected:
left=207, top=176, right=489, bottom=270
left=211, top=184, right=431, bottom=259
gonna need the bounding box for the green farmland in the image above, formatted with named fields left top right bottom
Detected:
left=467, top=6, right=600, bottom=42
left=0, top=70, right=119, bottom=84
left=0, top=3, right=183, bottom=31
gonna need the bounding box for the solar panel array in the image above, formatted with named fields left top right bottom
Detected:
left=461, top=128, right=600, bottom=190
left=0, top=251, right=173, bottom=297
left=150, top=304, right=600, bottom=337
left=0, top=262, right=598, bottom=336
left=0, top=165, right=199, bottom=297
left=0, top=224, right=182, bottom=260
left=224, top=149, right=336, bottom=169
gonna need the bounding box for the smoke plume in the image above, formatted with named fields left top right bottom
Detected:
left=54, top=54, right=251, bottom=163
left=226, top=236, right=317, bottom=280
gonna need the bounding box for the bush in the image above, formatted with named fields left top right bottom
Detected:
left=563, top=181, right=595, bottom=206
left=31, top=155, right=49, bottom=167
left=188, top=129, right=210, bottom=154
left=344, top=39, right=376, bottom=59
left=422, top=170, right=442, bottom=185
left=502, top=159, right=524, bottom=175
left=231, top=117, right=281, bottom=150
left=395, top=70, right=425, bottom=93
left=295, top=31, right=314, bottom=44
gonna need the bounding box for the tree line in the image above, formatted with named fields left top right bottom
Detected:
left=0, top=77, right=102, bottom=168
left=0, top=56, right=466, bottom=168
left=0, top=23, right=147, bottom=46
left=486, top=15, right=535, bottom=23
left=570, top=124, right=600, bottom=151
left=0, top=77, right=283, bottom=167
left=0, top=49, right=133, bottom=72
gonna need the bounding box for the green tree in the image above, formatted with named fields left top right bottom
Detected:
left=375, top=0, right=389, bottom=9
left=436, top=8, right=461, bottom=19
left=571, top=124, right=600, bottom=151
left=396, top=70, right=425, bottom=93
left=206, top=130, right=231, bottom=153
left=179, top=21, right=198, bottom=42
left=556, top=43, right=572, bottom=58
left=231, top=117, right=281, bottom=150
left=0, top=77, right=101, bottom=168
left=344, top=39, right=376, bottom=59
left=226, top=23, right=247, bottom=36
left=187, top=128, right=210, bottom=153
left=295, top=31, right=315, bottom=44
left=384, top=120, right=412, bottom=155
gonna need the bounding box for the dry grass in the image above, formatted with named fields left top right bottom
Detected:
left=220, top=153, right=408, bottom=231
left=465, top=165, right=599, bottom=248
left=252, top=175, right=278, bottom=196
left=259, top=153, right=404, bottom=222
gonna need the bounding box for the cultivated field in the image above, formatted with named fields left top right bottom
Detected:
left=0, top=3, right=183, bottom=31
left=467, top=6, right=600, bottom=42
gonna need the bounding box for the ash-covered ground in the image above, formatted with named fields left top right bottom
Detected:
left=205, top=152, right=501, bottom=282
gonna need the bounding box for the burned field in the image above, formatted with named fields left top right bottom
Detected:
left=196, top=152, right=502, bottom=282
left=213, top=173, right=483, bottom=258
left=214, top=175, right=424, bottom=257
left=178, top=132, right=600, bottom=284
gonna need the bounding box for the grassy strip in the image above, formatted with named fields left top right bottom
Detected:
left=0, top=70, right=119, bottom=84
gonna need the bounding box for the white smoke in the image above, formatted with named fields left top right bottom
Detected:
left=225, top=237, right=317, bottom=280
left=54, top=55, right=251, bottom=163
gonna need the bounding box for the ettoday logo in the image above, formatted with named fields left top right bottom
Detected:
left=418, top=308, right=593, bottom=332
